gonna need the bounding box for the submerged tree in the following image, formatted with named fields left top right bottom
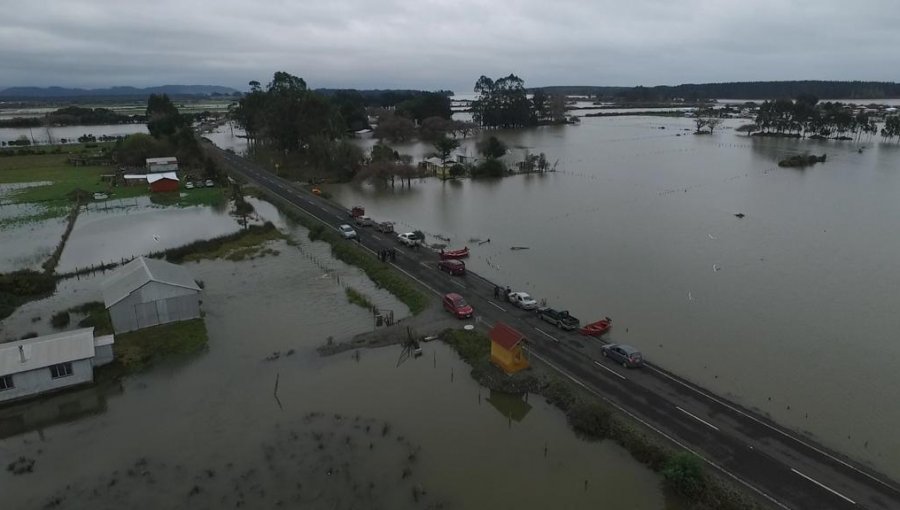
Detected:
left=471, top=74, right=533, bottom=128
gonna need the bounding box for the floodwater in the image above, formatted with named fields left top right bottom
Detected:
left=325, top=115, right=900, bottom=480
left=0, top=123, right=148, bottom=145
left=0, top=226, right=671, bottom=509
left=54, top=195, right=284, bottom=274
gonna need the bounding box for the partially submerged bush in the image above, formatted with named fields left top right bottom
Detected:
left=662, top=452, right=707, bottom=499
left=566, top=401, right=612, bottom=440
left=50, top=311, right=71, bottom=329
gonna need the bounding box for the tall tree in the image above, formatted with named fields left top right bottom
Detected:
left=146, top=94, right=185, bottom=138
left=433, top=136, right=460, bottom=163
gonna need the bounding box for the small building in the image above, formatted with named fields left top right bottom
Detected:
left=122, top=173, right=148, bottom=186
left=489, top=322, right=529, bottom=374
left=146, top=157, right=179, bottom=173
left=0, top=328, right=115, bottom=404
left=420, top=157, right=446, bottom=173
left=102, top=256, right=202, bottom=334
left=147, top=172, right=179, bottom=193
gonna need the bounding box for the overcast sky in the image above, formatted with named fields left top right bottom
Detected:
left=2, top=0, right=898, bottom=92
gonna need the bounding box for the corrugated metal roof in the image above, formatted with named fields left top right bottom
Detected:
left=101, top=256, right=201, bottom=308
left=0, top=328, right=95, bottom=376
left=94, top=335, right=115, bottom=347
left=146, top=157, right=178, bottom=165
left=146, top=172, right=178, bottom=183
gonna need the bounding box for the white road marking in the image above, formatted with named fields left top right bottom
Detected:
left=535, top=327, right=560, bottom=343
left=450, top=280, right=465, bottom=289
left=487, top=301, right=506, bottom=312
left=524, top=349, right=792, bottom=510
left=676, top=406, right=720, bottom=431
left=593, top=360, right=627, bottom=380
left=791, top=468, right=857, bottom=505
left=645, top=364, right=899, bottom=494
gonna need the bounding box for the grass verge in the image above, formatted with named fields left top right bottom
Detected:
left=345, top=287, right=375, bottom=310
left=113, top=318, right=208, bottom=372
left=249, top=184, right=429, bottom=315
left=301, top=223, right=427, bottom=315
left=156, top=222, right=283, bottom=263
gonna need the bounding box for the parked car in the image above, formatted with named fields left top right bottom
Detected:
left=438, top=259, right=466, bottom=276
left=376, top=221, right=395, bottom=233
left=185, top=181, right=195, bottom=190
left=355, top=215, right=373, bottom=227
left=339, top=224, right=357, bottom=239
left=600, top=344, right=644, bottom=368
left=205, top=179, right=215, bottom=187
left=442, top=293, right=473, bottom=319
left=350, top=205, right=365, bottom=218
left=538, top=307, right=580, bottom=330
left=398, top=232, right=419, bottom=247
left=508, top=291, right=538, bottom=310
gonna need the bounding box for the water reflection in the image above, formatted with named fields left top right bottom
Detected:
left=486, top=389, right=533, bottom=423
left=0, top=380, right=122, bottom=440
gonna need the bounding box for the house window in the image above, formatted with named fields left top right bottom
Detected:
left=0, top=375, right=13, bottom=391
left=49, top=362, right=73, bottom=379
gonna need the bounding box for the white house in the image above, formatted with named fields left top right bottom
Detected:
left=101, top=257, right=202, bottom=334
left=0, top=328, right=114, bottom=404
left=145, top=157, right=179, bottom=173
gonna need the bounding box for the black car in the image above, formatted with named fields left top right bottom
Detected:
left=600, top=344, right=644, bottom=368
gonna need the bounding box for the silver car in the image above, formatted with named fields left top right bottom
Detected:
left=508, top=291, right=538, bottom=310
left=600, top=344, right=644, bottom=368
left=339, top=224, right=357, bottom=239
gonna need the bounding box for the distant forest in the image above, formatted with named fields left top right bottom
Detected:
left=531, top=81, right=900, bottom=100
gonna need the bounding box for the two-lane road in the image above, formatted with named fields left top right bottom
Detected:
left=210, top=144, right=900, bottom=509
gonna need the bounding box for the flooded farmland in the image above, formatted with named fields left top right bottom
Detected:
left=1, top=194, right=673, bottom=509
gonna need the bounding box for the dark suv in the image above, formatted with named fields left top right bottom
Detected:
left=600, top=344, right=644, bottom=368
left=438, top=259, right=466, bottom=276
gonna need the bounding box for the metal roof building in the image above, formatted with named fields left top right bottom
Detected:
left=101, top=257, right=202, bottom=334
left=145, top=156, right=179, bottom=173
left=0, top=328, right=114, bottom=404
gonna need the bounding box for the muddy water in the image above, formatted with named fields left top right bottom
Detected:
left=0, top=213, right=66, bottom=273
left=57, top=197, right=248, bottom=273
left=0, top=124, right=148, bottom=145
left=326, top=115, right=900, bottom=479
left=0, top=232, right=670, bottom=509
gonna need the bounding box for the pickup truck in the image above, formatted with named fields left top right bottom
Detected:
left=538, top=307, right=579, bottom=330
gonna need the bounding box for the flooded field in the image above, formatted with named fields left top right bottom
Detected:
left=0, top=221, right=671, bottom=509
left=0, top=124, right=148, bottom=145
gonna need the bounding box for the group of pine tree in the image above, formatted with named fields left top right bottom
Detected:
left=742, top=95, right=899, bottom=142
left=223, top=71, right=570, bottom=183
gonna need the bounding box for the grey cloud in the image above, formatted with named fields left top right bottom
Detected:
left=1, top=0, right=898, bottom=91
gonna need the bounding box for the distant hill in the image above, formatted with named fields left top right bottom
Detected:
left=532, top=81, right=900, bottom=100
left=0, top=85, right=240, bottom=99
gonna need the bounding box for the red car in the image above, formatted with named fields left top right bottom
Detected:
left=438, top=259, right=466, bottom=276
left=442, top=293, right=473, bottom=319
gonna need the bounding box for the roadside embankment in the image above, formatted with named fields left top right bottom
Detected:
left=225, top=173, right=430, bottom=316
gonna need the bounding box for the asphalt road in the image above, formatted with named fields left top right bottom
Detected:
left=210, top=143, right=900, bottom=510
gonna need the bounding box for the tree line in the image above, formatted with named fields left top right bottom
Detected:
left=471, top=74, right=570, bottom=128
left=746, top=96, right=882, bottom=141
left=228, top=72, right=466, bottom=181
left=0, top=106, right=141, bottom=128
